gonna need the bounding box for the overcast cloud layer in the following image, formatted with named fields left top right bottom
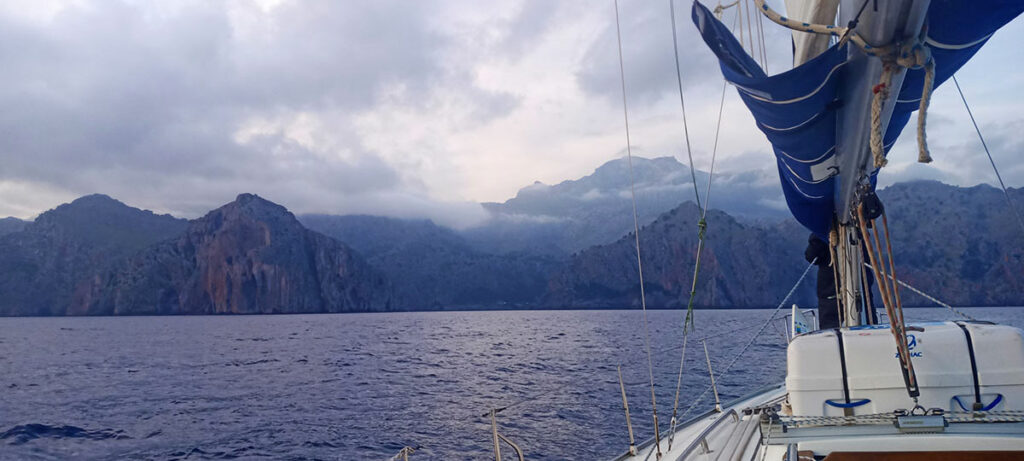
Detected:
left=0, top=0, right=1021, bottom=227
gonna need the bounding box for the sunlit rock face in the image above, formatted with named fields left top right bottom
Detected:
left=72, top=194, right=392, bottom=315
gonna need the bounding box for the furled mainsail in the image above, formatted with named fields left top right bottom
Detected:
left=692, top=0, right=1022, bottom=237
left=785, top=0, right=839, bottom=66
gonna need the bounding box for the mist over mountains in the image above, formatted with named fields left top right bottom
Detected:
left=464, top=156, right=787, bottom=255
left=0, top=156, right=1020, bottom=316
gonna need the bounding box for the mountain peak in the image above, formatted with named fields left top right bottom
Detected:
left=0, top=217, right=28, bottom=237
left=76, top=194, right=391, bottom=315
left=36, top=194, right=175, bottom=228
left=70, top=193, right=119, bottom=204
left=57, top=194, right=131, bottom=213
left=224, top=193, right=291, bottom=216
left=195, top=193, right=298, bottom=236
left=235, top=192, right=262, bottom=203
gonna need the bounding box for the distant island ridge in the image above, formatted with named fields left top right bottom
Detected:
left=1, top=156, right=1021, bottom=316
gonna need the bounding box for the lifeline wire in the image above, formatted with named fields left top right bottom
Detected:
left=614, top=0, right=662, bottom=457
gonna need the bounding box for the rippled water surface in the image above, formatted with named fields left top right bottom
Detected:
left=2, top=307, right=1022, bottom=460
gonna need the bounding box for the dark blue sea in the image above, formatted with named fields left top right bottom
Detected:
left=2, top=307, right=1022, bottom=460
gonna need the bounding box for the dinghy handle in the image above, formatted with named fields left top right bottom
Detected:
left=825, top=398, right=871, bottom=409
left=953, top=394, right=1003, bottom=412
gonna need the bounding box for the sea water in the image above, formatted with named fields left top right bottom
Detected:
left=1, top=307, right=1022, bottom=460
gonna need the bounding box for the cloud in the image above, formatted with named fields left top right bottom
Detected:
left=0, top=0, right=506, bottom=225
left=0, top=0, right=1020, bottom=227
left=575, top=0, right=716, bottom=105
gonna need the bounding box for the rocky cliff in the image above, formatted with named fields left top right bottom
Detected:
left=879, top=181, right=1024, bottom=306
left=72, top=194, right=391, bottom=315
left=542, top=202, right=814, bottom=308
left=301, top=214, right=559, bottom=309
left=0, top=178, right=1020, bottom=316
left=542, top=181, right=1024, bottom=309
left=0, top=195, right=188, bottom=315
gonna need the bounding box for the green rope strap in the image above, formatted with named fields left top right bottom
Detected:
left=683, top=217, right=708, bottom=331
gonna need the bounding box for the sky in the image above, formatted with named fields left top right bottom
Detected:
left=0, top=0, right=1021, bottom=228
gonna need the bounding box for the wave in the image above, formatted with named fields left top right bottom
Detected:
left=0, top=423, right=129, bottom=445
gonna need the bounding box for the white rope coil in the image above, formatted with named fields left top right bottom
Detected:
left=894, top=41, right=935, bottom=164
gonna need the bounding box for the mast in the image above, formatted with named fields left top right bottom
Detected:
left=833, top=0, right=931, bottom=326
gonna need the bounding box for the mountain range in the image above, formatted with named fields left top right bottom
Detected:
left=0, top=156, right=1020, bottom=316
left=462, top=156, right=787, bottom=255
left=70, top=194, right=391, bottom=315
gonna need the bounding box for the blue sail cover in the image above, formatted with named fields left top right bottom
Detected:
left=692, top=0, right=1023, bottom=237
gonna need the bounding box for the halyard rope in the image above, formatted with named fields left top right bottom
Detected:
left=614, top=1, right=662, bottom=457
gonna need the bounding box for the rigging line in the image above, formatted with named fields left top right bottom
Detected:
left=737, top=0, right=747, bottom=54
left=669, top=0, right=702, bottom=211
left=702, top=82, right=727, bottom=215
left=650, top=314, right=788, bottom=358
left=613, top=1, right=662, bottom=457
left=741, top=0, right=749, bottom=53
left=669, top=7, right=738, bottom=445
left=667, top=328, right=689, bottom=451
left=682, top=2, right=736, bottom=331
left=838, top=0, right=872, bottom=47
left=745, top=0, right=757, bottom=66
left=863, top=262, right=977, bottom=321
left=497, top=314, right=794, bottom=409
left=755, top=0, right=768, bottom=72
left=680, top=259, right=817, bottom=420
left=747, top=0, right=760, bottom=68
left=747, top=0, right=756, bottom=55
left=952, top=75, right=1024, bottom=237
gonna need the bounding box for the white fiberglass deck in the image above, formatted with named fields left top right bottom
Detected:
left=615, top=384, right=1024, bottom=461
